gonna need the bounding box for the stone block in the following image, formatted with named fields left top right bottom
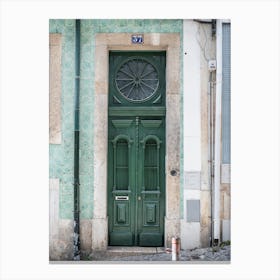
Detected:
left=180, top=220, right=200, bottom=249
left=92, top=217, right=108, bottom=250
left=200, top=190, right=211, bottom=227
left=80, top=219, right=92, bottom=252
left=200, top=225, right=211, bottom=248
left=49, top=219, right=73, bottom=261
left=164, top=217, right=181, bottom=248
left=94, top=45, right=108, bottom=95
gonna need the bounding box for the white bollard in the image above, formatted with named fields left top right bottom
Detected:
left=171, top=237, right=180, bottom=261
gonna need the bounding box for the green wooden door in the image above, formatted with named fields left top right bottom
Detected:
left=108, top=51, right=166, bottom=246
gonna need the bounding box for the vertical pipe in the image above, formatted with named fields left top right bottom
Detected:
left=210, top=72, right=215, bottom=246
left=73, top=19, right=81, bottom=261
left=208, top=71, right=214, bottom=246
left=213, top=19, right=223, bottom=245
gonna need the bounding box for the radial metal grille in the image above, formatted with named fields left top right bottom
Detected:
left=115, top=58, right=159, bottom=101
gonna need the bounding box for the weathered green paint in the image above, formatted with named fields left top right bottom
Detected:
left=49, top=19, right=76, bottom=219
left=49, top=19, right=183, bottom=220
left=108, top=52, right=166, bottom=246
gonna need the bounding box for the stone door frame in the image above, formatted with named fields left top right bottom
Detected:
left=92, top=33, right=181, bottom=250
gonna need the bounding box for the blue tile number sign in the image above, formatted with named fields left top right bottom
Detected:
left=131, top=34, right=144, bottom=44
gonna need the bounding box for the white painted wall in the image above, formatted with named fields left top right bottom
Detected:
left=183, top=19, right=201, bottom=172
left=181, top=20, right=202, bottom=249
left=181, top=221, right=201, bottom=249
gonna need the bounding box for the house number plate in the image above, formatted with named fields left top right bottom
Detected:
left=131, top=34, right=144, bottom=44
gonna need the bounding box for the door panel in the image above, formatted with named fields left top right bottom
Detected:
left=108, top=51, right=166, bottom=247
left=137, top=118, right=165, bottom=246
left=108, top=120, right=135, bottom=246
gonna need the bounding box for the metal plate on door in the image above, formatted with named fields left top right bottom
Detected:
left=115, top=196, right=129, bottom=201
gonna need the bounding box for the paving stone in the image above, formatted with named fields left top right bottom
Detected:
left=83, top=245, right=230, bottom=262
left=82, top=246, right=230, bottom=263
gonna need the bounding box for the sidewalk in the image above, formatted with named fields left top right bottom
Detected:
left=81, top=245, right=231, bottom=262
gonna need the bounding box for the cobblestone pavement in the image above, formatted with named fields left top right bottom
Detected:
left=84, top=245, right=230, bottom=262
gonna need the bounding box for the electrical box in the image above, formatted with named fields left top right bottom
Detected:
left=208, top=60, right=216, bottom=71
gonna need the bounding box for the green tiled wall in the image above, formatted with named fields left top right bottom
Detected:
left=49, top=19, right=183, bottom=219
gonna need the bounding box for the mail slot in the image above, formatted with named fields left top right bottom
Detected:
left=115, top=196, right=129, bottom=201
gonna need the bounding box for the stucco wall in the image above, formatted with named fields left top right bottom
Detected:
left=49, top=19, right=183, bottom=260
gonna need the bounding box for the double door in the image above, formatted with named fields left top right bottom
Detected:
left=108, top=116, right=165, bottom=246
left=108, top=51, right=166, bottom=246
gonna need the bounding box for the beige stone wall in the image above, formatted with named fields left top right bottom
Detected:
left=80, top=220, right=93, bottom=254
left=221, top=163, right=231, bottom=232
left=49, top=179, right=93, bottom=260
left=49, top=34, right=62, bottom=144
left=199, top=23, right=216, bottom=247
left=221, top=181, right=231, bottom=241
left=49, top=179, right=73, bottom=260
left=50, top=219, right=73, bottom=260
left=221, top=184, right=231, bottom=220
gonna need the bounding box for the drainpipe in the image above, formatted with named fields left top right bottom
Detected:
left=73, top=19, right=81, bottom=261
left=208, top=70, right=215, bottom=246
left=213, top=19, right=222, bottom=245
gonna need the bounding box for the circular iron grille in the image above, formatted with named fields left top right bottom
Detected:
left=115, top=58, right=159, bottom=101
